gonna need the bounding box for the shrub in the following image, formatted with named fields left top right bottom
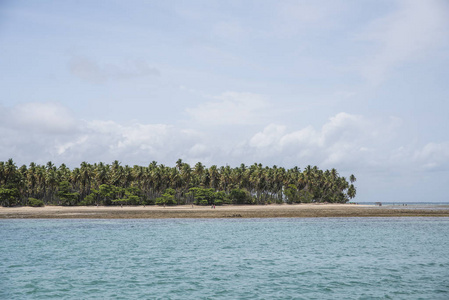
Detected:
left=223, top=197, right=233, bottom=205
left=126, top=195, right=140, bottom=205
left=298, top=189, right=313, bottom=203
left=155, top=194, right=177, bottom=206
left=79, top=194, right=95, bottom=206
left=214, top=200, right=223, bottom=206
left=229, top=188, right=250, bottom=204
left=0, top=187, right=20, bottom=207
left=28, top=198, right=44, bottom=207
left=155, top=197, right=165, bottom=206
left=199, top=199, right=209, bottom=206
left=144, top=198, right=155, bottom=205
left=166, top=197, right=177, bottom=206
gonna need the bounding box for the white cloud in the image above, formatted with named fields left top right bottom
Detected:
left=2, top=102, right=76, bottom=134
left=279, top=126, right=322, bottom=148
left=185, top=91, right=270, bottom=125
left=1, top=102, right=448, bottom=178
left=54, top=121, right=202, bottom=166
left=0, top=102, right=200, bottom=166
left=69, top=56, right=160, bottom=84
left=357, top=0, right=449, bottom=85
left=414, top=142, right=449, bottom=171
left=246, top=112, right=417, bottom=171
left=250, top=124, right=286, bottom=148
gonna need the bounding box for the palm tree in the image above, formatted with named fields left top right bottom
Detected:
left=208, top=165, right=219, bottom=190
left=347, top=184, right=356, bottom=200
left=94, top=162, right=109, bottom=187
left=194, top=162, right=205, bottom=187
left=3, top=158, right=17, bottom=185
left=349, top=174, right=357, bottom=184
left=45, top=168, right=58, bottom=203
left=0, top=159, right=357, bottom=205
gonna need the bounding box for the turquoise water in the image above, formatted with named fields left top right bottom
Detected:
left=1, top=218, right=449, bottom=299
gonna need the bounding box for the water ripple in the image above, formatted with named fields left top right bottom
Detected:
left=1, top=218, right=449, bottom=299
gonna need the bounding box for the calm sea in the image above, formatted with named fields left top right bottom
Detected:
left=1, top=218, right=448, bottom=299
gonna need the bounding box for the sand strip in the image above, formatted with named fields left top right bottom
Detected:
left=1, top=204, right=449, bottom=219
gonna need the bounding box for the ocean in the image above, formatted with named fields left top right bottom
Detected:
left=1, top=218, right=448, bottom=299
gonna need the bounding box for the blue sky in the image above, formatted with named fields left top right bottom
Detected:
left=1, top=0, right=448, bottom=202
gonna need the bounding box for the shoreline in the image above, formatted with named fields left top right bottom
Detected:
left=1, top=204, right=449, bottom=219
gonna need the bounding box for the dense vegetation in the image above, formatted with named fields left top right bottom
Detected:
left=0, top=159, right=356, bottom=207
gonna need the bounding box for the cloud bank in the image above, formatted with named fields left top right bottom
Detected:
left=1, top=102, right=447, bottom=176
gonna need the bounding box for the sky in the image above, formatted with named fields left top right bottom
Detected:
left=1, top=0, right=448, bottom=202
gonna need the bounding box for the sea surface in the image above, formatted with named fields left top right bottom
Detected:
left=1, top=218, right=449, bottom=299
left=357, top=202, right=449, bottom=211
left=357, top=202, right=449, bottom=207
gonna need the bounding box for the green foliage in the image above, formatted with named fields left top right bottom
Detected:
left=347, top=184, right=356, bottom=199
left=125, top=195, right=139, bottom=205
left=99, top=184, right=116, bottom=205
left=298, top=189, right=313, bottom=203
left=110, top=187, right=144, bottom=205
left=229, top=188, right=250, bottom=204
left=0, top=159, right=357, bottom=206
left=57, top=181, right=79, bottom=206
left=188, top=187, right=213, bottom=205
left=79, top=195, right=95, bottom=206
left=156, top=189, right=177, bottom=206
left=223, top=197, right=233, bottom=205
left=155, top=197, right=164, bottom=206
left=285, top=185, right=314, bottom=204
left=285, top=184, right=299, bottom=204
left=214, top=191, right=227, bottom=203
left=199, top=199, right=209, bottom=206
left=28, top=197, right=44, bottom=207
left=0, top=187, right=20, bottom=207
left=143, top=198, right=155, bottom=205
left=275, top=198, right=284, bottom=204
left=164, top=188, right=176, bottom=196
left=329, top=192, right=349, bottom=204
left=165, top=197, right=177, bottom=206
left=187, top=187, right=227, bottom=205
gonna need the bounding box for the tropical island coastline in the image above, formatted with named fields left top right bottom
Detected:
left=1, top=159, right=357, bottom=208
left=2, top=159, right=448, bottom=219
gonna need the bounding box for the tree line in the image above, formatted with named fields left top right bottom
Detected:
left=0, top=158, right=356, bottom=207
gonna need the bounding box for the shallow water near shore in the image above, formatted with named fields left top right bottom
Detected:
left=359, top=202, right=449, bottom=210
left=1, top=218, right=449, bottom=299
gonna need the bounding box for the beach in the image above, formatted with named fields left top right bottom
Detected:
left=1, top=204, right=449, bottom=219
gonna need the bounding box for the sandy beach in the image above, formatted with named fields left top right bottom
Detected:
left=1, top=204, right=449, bottom=219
